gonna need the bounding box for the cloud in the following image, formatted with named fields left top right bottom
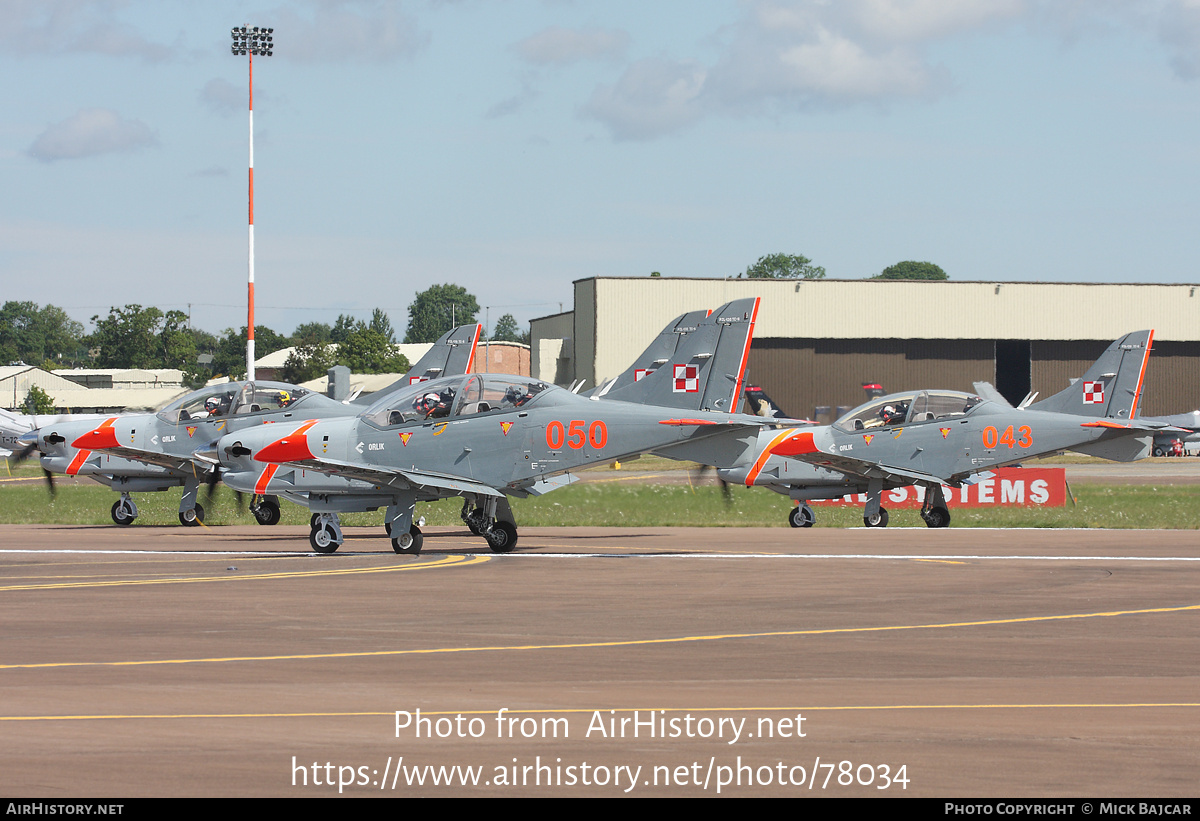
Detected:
left=0, top=0, right=174, bottom=62
left=199, top=78, right=243, bottom=117
left=486, top=81, right=538, bottom=119
left=268, top=0, right=428, bottom=63
left=582, top=0, right=1022, bottom=139
left=27, top=108, right=157, bottom=162
left=1159, top=0, right=1200, bottom=79
left=514, top=26, right=630, bottom=66
left=583, top=58, right=707, bottom=141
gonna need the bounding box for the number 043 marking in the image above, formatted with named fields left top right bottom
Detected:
left=546, top=420, right=608, bottom=449
left=982, top=425, right=1032, bottom=449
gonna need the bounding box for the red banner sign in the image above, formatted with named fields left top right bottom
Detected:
left=810, top=467, right=1067, bottom=508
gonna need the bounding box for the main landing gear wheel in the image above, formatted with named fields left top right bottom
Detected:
left=310, top=513, right=322, bottom=531
left=922, top=506, right=951, bottom=528
left=485, top=521, right=518, bottom=553
left=111, top=501, right=136, bottom=526
left=391, top=525, right=423, bottom=555
left=788, top=505, right=815, bottom=528
left=179, top=504, right=205, bottom=527
left=253, top=499, right=281, bottom=526
left=310, top=525, right=339, bottom=554
left=863, top=507, right=889, bottom=528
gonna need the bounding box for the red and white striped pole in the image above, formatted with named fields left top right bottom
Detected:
left=231, top=25, right=273, bottom=381
left=247, top=47, right=255, bottom=380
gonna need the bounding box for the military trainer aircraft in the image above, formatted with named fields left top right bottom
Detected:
left=21, top=325, right=481, bottom=527
left=1144, top=410, right=1200, bottom=456
left=709, top=330, right=1172, bottom=528
left=206, top=298, right=765, bottom=554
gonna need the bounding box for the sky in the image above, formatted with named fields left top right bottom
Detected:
left=3, top=0, right=1200, bottom=341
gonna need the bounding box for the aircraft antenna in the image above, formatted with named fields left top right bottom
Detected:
left=230, top=25, right=274, bottom=380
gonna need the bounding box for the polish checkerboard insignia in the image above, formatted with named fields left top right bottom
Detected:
left=672, top=364, right=699, bottom=393
left=1083, top=381, right=1105, bottom=404
left=634, top=368, right=651, bottom=382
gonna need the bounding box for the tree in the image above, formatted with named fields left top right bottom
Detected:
left=292, top=321, right=332, bottom=345
left=338, top=326, right=410, bottom=374
left=404, top=284, right=480, bottom=343
left=89, top=305, right=165, bottom=368
left=281, top=340, right=336, bottom=384
left=0, top=301, right=85, bottom=366
left=739, top=253, right=825, bottom=280
left=330, top=314, right=358, bottom=345
left=210, top=325, right=289, bottom=379
left=159, top=310, right=197, bottom=371
left=369, top=308, right=397, bottom=344
left=874, top=261, right=948, bottom=281
left=25, top=385, right=55, bottom=414
left=490, top=313, right=527, bottom=344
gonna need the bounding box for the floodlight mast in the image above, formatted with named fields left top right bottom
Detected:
left=230, top=25, right=273, bottom=380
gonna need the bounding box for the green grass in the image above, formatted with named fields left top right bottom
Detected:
left=1, top=463, right=1196, bottom=529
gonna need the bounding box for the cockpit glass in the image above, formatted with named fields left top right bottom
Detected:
left=834, top=391, right=982, bottom=432
left=362, top=376, right=464, bottom=428
left=156, top=382, right=311, bottom=424
left=361, top=375, right=552, bottom=428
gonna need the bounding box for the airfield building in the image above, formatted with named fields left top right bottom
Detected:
left=531, top=278, right=1200, bottom=419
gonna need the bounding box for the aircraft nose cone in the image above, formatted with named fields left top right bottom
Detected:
left=17, top=430, right=38, bottom=447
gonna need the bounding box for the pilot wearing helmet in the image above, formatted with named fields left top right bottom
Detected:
left=879, top=402, right=908, bottom=425
left=415, top=389, right=455, bottom=419
left=202, top=397, right=221, bottom=418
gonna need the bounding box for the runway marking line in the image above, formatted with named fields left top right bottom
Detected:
left=1, top=601, right=1195, bottom=671
left=3, top=702, right=1199, bottom=723
left=0, top=554, right=489, bottom=592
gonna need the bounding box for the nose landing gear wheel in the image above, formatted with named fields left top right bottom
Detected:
left=922, top=506, right=950, bottom=528
left=111, top=501, right=136, bottom=526
left=788, top=505, right=815, bottom=528
left=392, top=525, right=423, bottom=555
left=310, top=525, right=339, bottom=553
left=252, top=499, right=281, bottom=526
left=863, top=508, right=889, bottom=528
left=179, top=504, right=205, bottom=527
left=485, top=521, right=518, bottom=553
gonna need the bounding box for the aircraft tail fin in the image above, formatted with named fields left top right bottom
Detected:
left=744, top=385, right=789, bottom=419
left=352, top=324, right=482, bottom=404
left=1027, top=330, right=1153, bottom=419
left=585, top=309, right=711, bottom=398
left=602, top=298, right=759, bottom=412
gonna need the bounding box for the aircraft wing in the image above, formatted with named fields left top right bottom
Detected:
left=740, top=427, right=953, bottom=487
left=258, top=454, right=505, bottom=498
left=777, top=449, right=949, bottom=487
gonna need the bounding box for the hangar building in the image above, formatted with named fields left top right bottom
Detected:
left=531, top=278, right=1199, bottom=420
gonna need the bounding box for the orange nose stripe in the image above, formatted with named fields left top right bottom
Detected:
left=71, top=417, right=119, bottom=450
left=254, top=420, right=320, bottom=463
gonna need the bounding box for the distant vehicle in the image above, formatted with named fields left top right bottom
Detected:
left=1143, top=410, right=1200, bottom=456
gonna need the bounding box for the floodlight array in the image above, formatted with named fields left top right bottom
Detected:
left=230, top=25, right=273, bottom=56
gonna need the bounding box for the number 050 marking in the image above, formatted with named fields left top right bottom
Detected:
left=546, top=420, right=607, bottom=450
